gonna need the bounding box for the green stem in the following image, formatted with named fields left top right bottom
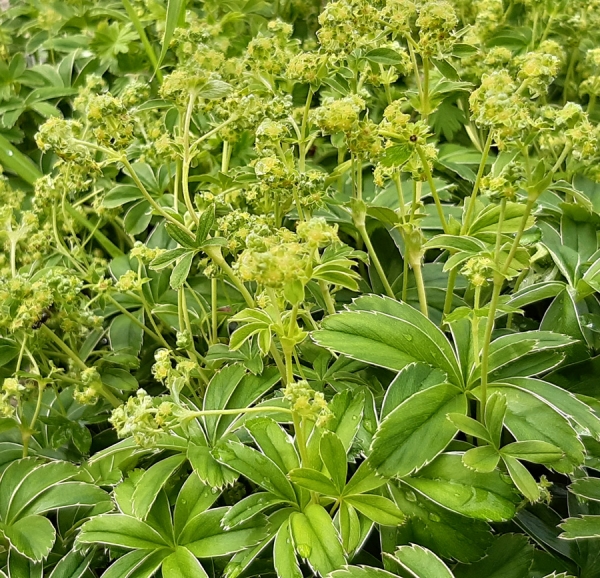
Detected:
left=299, top=88, right=314, bottom=173
left=318, top=280, right=336, bottom=315
left=356, top=224, right=395, bottom=299
left=443, top=267, right=458, bottom=319
left=461, top=132, right=493, bottom=235
left=22, top=381, right=46, bottom=458
left=182, top=93, right=199, bottom=224
left=416, top=146, right=448, bottom=234
left=411, top=258, right=428, bottom=317
left=205, top=246, right=255, bottom=307
left=211, top=277, right=219, bottom=344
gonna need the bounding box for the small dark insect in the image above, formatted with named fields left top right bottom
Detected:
left=409, top=134, right=418, bottom=143
left=31, top=310, right=51, bottom=330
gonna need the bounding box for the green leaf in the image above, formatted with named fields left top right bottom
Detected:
left=345, top=495, right=404, bottom=526
left=162, top=547, right=208, bottom=578
left=394, top=544, right=455, bottom=578
left=181, top=508, right=268, bottom=557
left=365, top=48, right=407, bottom=65
left=502, top=454, right=540, bottom=502
left=379, top=145, right=412, bottom=168
left=320, top=431, right=347, bottom=492
left=150, top=248, right=188, bottom=270
left=447, top=414, right=491, bottom=443
left=389, top=483, right=494, bottom=563
left=76, top=514, right=169, bottom=549
left=101, top=549, right=170, bottom=578
left=132, top=455, right=186, bottom=519
left=569, top=478, right=600, bottom=501
left=196, top=205, right=215, bottom=246
left=369, top=384, right=467, bottom=477
left=485, top=392, right=507, bottom=448
left=47, top=550, right=92, bottom=578
left=7, top=551, right=42, bottom=578
left=216, top=441, right=297, bottom=503
left=404, top=454, right=519, bottom=522
left=313, top=296, right=462, bottom=386
left=453, top=534, right=534, bottom=578
left=500, top=441, right=563, bottom=464
left=166, top=222, right=197, bottom=249
left=246, top=417, right=300, bottom=474
left=0, top=133, right=42, bottom=184
left=173, top=473, right=219, bottom=541
left=4, top=515, right=55, bottom=561
left=170, top=251, right=194, bottom=289
left=338, top=502, right=362, bottom=554
left=109, top=311, right=144, bottom=355
left=103, top=184, right=144, bottom=208
left=290, top=504, right=346, bottom=575
left=198, top=79, right=232, bottom=99
left=222, top=493, right=286, bottom=529
left=274, top=521, right=302, bottom=578
left=289, top=468, right=339, bottom=496
left=329, top=567, right=397, bottom=578
left=462, top=446, right=500, bottom=473
left=156, top=0, right=187, bottom=75
left=560, top=516, right=600, bottom=539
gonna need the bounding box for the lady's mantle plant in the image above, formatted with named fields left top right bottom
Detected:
left=2, top=0, right=600, bottom=576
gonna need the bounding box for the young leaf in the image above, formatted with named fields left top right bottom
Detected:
left=290, top=504, right=346, bottom=575
left=502, top=455, right=540, bottom=503
left=162, top=546, right=208, bottom=578
left=196, top=205, right=215, bottom=246
left=170, top=251, right=194, bottom=290
left=222, top=493, right=286, bottom=529
left=462, top=446, right=501, bottom=473
left=320, top=431, right=347, bottom=492
left=274, top=521, right=302, bottom=578
left=288, top=468, right=339, bottom=496
left=500, top=441, right=564, bottom=464
left=156, top=0, right=186, bottom=75
left=246, top=417, right=300, bottom=474
left=345, top=495, right=405, bottom=526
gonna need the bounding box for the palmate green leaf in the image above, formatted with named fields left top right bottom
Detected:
left=3, top=514, right=55, bottom=561
left=320, top=431, right=347, bottom=492
left=469, top=202, right=536, bottom=235
left=560, top=515, right=600, bottom=539
left=188, top=442, right=238, bottom=490
left=290, top=504, right=346, bottom=576
left=313, top=295, right=463, bottom=386
left=369, top=384, right=467, bottom=477
left=453, top=534, right=535, bottom=578
left=404, top=454, right=519, bottom=522
left=162, top=547, right=208, bottom=578
left=394, top=544, right=455, bottom=578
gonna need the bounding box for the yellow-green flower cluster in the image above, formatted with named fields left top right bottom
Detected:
left=284, top=380, right=332, bottom=427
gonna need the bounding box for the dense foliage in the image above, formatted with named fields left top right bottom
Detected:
left=2, top=0, right=600, bottom=576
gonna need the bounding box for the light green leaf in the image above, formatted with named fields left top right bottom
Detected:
left=289, top=468, right=339, bottom=496
left=290, top=504, right=346, bottom=575
left=132, top=455, right=186, bottom=519
left=246, top=417, right=300, bottom=474
left=162, top=547, right=208, bottom=578
left=462, top=446, right=500, bottom=473
left=320, top=431, right=347, bottom=492
left=328, top=566, right=397, bottom=578
left=394, top=544, right=455, bottom=578
left=76, top=514, right=169, bottom=549
left=156, top=0, right=186, bottom=75
left=345, top=495, right=404, bottom=526
left=170, top=251, right=194, bottom=290
left=216, top=441, right=297, bottom=503
left=500, top=441, right=563, bottom=464
left=47, top=550, right=92, bottom=578
left=369, top=384, right=467, bottom=477
left=502, top=455, right=540, bottom=502
left=222, top=493, right=286, bottom=529
left=447, top=414, right=491, bottom=443
left=274, top=521, right=302, bottom=578
left=4, top=515, right=55, bottom=561
left=174, top=473, right=220, bottom=540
